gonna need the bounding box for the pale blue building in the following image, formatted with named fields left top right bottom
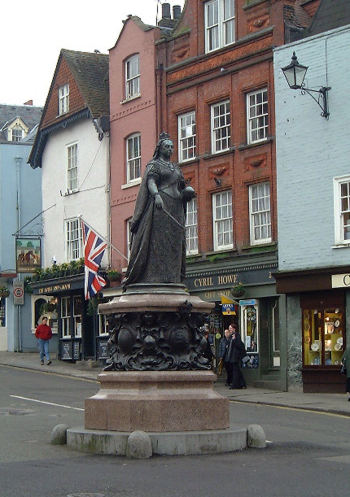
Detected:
left=0, top=104, right=43, bottom=351
left=273, top=2, right=350, bottom=392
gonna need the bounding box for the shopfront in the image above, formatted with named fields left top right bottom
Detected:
left=185, top=255, right=283, bottom=389
left=275, top=266, right=349, bottom=393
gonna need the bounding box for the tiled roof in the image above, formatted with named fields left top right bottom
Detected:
left=61, top=49, right=109, bottom=118
left=0, top=104, right=42, bottom=143
left=307, top=0, right=350, bottom=36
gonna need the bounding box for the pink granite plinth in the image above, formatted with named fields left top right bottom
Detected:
left=85, top=371, right=229, bottom=432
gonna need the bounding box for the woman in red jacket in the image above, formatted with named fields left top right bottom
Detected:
left=35, top=316, right=52, bottom=365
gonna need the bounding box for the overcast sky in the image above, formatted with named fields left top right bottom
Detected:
left=2, top=0, right=184, bottom=107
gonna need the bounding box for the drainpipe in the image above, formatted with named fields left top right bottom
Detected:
left=15, top=156, right=23, bottom=352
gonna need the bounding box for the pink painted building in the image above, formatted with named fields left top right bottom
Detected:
left=109, top=15, right=170, bottom=272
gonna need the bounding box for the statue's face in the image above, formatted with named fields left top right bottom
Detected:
left=160, top=139, right=173, bottom=159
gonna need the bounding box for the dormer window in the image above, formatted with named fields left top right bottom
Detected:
left=58, top=84, right=69, bottom=115
left=7, top=118, right=28, bottom=142
left=125, top=55, right=140, bottom=100
left=11, top=126, right=23, bottom=142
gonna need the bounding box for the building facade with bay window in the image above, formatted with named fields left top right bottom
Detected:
left=274, top=6, right=350, bottom=392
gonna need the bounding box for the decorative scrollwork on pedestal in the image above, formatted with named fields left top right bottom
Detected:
left=104, top=304, right=211, bottom=371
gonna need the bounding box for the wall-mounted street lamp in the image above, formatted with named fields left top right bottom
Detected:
left=281, top=51, right=331, bottom=119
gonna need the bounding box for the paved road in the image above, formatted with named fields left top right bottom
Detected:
left=1, top=365, right=350, bottom=497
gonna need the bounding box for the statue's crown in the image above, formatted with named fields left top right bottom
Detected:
left=159, top=132, right=170, bottom=141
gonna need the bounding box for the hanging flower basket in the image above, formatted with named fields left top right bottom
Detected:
left=230, top=283, right=245, bottom=298
left=0, top=287, right=10, bottom=298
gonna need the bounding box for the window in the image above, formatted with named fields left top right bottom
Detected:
left=125, top=54, right=140, bottom=100
left=126, top=134, right=141, bottom=183
left=65, top=218, right=82, bottom=261
left=178, top=112, right=196, bottom=162
left=205, top=0, right=235, bottom=53
left=126, top=218, right=133, bottom=260
left=11, top=126, right=23, bottom=142
left=246, top=88, right=268, bottom=144
left=73, top=296, right=82, bottom=338
left=334, top=176, right=350, bottom=244
left=240, top=302, right=259, bottom=368
left=67, top=143, right=78, bottom=191
left=0, top=298, right=6, bottom=327
left=58, top=84, right=69, bottom=115
left=186, top=198, right=198, bottom=254
left=212, top=190, right=233, bottom=250
left=61, top=297, right=71, bottom=338
left=249, top=182, right=271, bottom=245
left=211, top=100, right=231, bottom=153
left=98, top=313, right=109, bottom=336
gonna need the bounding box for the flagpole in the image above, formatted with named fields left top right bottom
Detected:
left=79, top=215, right=129, bottom=262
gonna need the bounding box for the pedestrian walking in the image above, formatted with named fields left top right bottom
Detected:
left=341, top=346, right=350, bottom=401
left=35, top=316, right=52, bottom=365
left=219, top=329, right=232, bottom=386
left=227, top=328, right=247, bottom=389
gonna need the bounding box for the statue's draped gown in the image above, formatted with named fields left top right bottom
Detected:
left=123, top=159, right=186, bottom=286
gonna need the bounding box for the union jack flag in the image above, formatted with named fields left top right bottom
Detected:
left=81, top=219, right=107, bottom=300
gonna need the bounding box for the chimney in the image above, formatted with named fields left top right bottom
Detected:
left=24, top=100, right=33, bottom=106
left=162, top=2, right=171, bottom=19
left=173, top=5, right=181, bottom=19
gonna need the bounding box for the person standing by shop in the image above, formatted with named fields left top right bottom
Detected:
left=228, top=327, right=247, bottom=389
left=342, top=347, right=350, bottom=401
left=35, top=316, right=52, bottom=365
left=219, top=329, right=233, bottom=386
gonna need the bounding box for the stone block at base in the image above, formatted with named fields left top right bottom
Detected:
left=85, top=371, right=229, bottom=432
left=67, top=427, right=247, bottom=456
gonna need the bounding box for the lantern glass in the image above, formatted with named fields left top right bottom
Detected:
left=282, top=52, right=308, bottom=90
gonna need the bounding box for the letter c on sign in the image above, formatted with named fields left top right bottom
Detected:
left=343, top=274, right=350, bottom=286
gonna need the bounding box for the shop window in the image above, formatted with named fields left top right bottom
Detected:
left=73, top=295, right=83, bottom=337
left=178, top=111, right=196, bottom=162
left=98, top=313, right=109, bottom=336
left=61, top=296, right=71, bottom=338
left=125, top=54, right=140, bottom=100
left=204, top=0, right=235, bottom=53
left=240, top=302, right=259, bottom=368
left=303, top=307, right=345, bottom=367
left=246, top=88, right=268, bottom=144
left=0, top=298, right=6, bottom=326
left=186, top=198, right=198, bottom=255
left=211, top=100, right=231, bottom=153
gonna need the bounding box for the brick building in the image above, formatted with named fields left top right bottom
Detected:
left=109, top=0, right=320, bottom=388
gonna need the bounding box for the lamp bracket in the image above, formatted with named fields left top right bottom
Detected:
left=301, top=85, right=331, bottom=119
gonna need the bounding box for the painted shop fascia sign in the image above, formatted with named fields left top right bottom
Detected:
left=331, top=273, right=350, bottom=288
left=38, top=283, right=71, bottom=294
left=186, top=266, right=276, bottom=292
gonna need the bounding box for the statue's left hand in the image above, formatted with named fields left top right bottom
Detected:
left=154, top=194, right=164, bottom=210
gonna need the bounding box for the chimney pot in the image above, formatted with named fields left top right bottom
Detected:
left=173, top=5, right=181, bottom=19
left=162, top=2, right=171, bottom=19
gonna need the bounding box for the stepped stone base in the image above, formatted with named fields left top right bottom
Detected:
left=85, top=371, right=229, bottom=432
left=67, top=427, right=247, bottom=456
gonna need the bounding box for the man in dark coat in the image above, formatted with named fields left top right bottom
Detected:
left=227, top=329, right=247, bottom=389
left=219, top=329, right=232, bottom=386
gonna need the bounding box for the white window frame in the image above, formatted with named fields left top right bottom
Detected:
left=126, top=133, right=141, bottom=184
left=67, top=143, right=78, bottom=192
left=65, top=218, right=83, bottom=261
left=98, top=312, right=109, bottom=336
left=204, top=0, right=235, bottom=53
left=211, top=100, right=231, bottom=154
left=334, top=175, right=350, bottom=245
left=61, top=296, right=71, bottom=338
left=186, top=198, right=198, bottom=255
left=178, top=111, right=196, bottom=162
left=212, top=190, right=233, bottom=251
left=249, top=182, right=271, bottom=245
left=246, top=88, right=268, bottom=144
left=11, top=126, right=23, bottom=142
left=125, top=54, right=140, bottom=100
left=58, top=83, right=69, bottom=115
left=126, top=218, right=133, bottom=261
